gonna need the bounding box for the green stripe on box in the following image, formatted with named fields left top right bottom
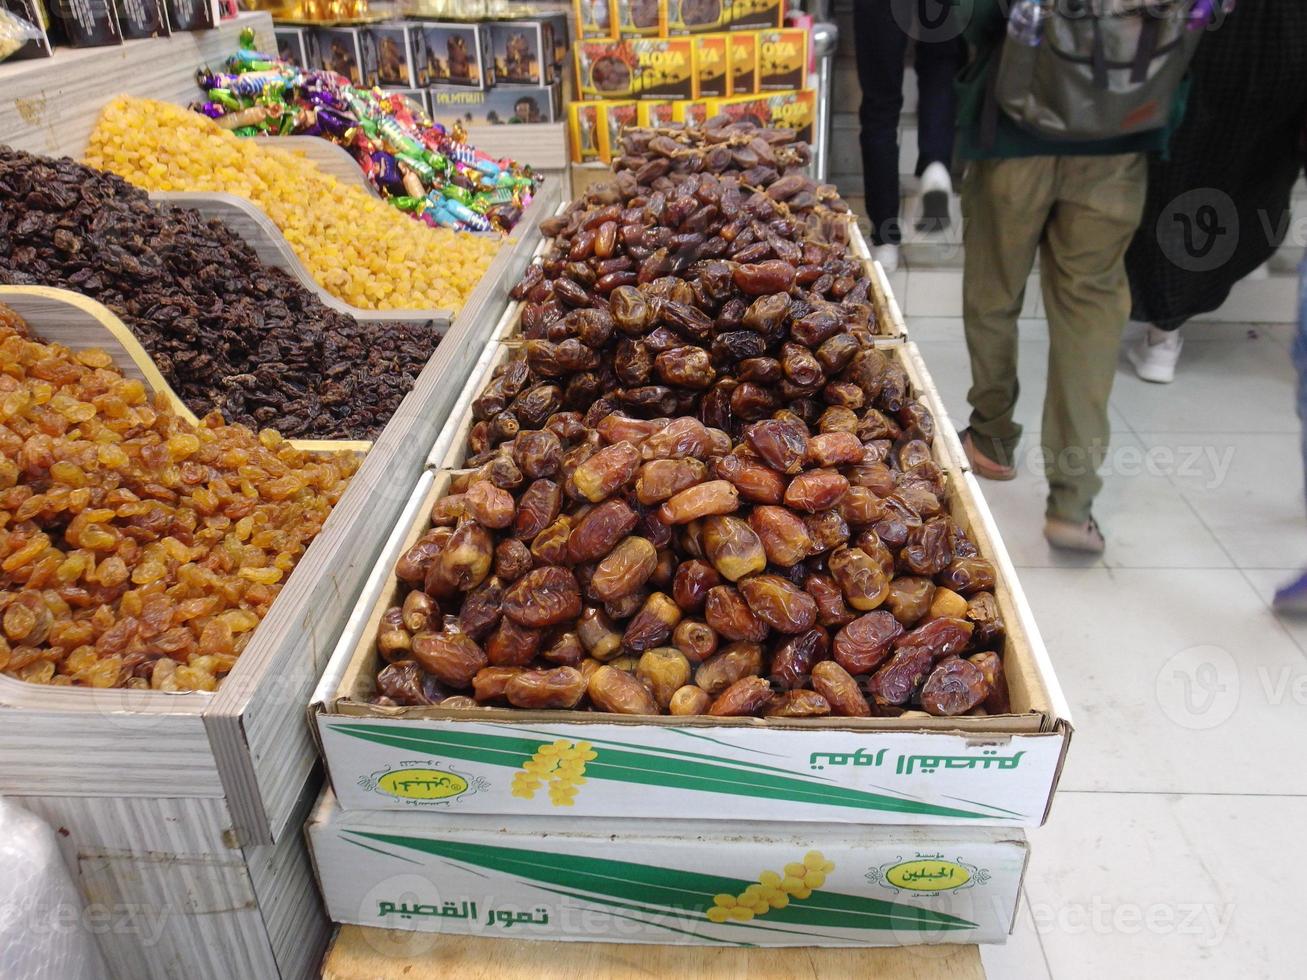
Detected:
left=331, top=723, right=1000, bottom=821
left=346, top=831, right=978, bottom=932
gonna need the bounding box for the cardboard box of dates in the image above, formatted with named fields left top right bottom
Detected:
left=311, top=124, right=1071, bottom=829
left=307, top=786, right=1027, bottom=946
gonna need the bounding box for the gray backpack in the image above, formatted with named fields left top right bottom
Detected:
left=992, top=0, right=1205, bottom=142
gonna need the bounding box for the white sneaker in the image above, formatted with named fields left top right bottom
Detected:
left=1126, top=324, right=1183, bottom=384
left=916, top=161, right=953, bottom=235
left=873, top=243, right=900, bottom=274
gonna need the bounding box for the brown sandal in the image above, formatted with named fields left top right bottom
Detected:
left=961, top=430, right=1017, bottom=482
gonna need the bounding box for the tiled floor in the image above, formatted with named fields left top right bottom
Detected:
left=907, top=316, right=1307, bottom=979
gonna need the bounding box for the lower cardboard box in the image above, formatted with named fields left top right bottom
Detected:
left=307, top=787, right=1027, bottom=947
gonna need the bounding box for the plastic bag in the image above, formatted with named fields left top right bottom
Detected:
left=0, top=8, right=42, bottom=63
left=0, top=799, right=109, bottom=980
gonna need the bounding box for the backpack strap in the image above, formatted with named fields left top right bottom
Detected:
left=980, top=46, right=1003, bottom=151
left=1090, top=16, right=1108, bottom=89
left=1131, top=15, right=1162, bottom=83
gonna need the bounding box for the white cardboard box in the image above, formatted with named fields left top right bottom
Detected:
left=307, top=788, right=1027, bottom=947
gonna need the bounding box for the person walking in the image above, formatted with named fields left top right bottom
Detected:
left=953, top=0, right=1197, bottom=553
left=853, top=0, right=964, bottom=273
left=1125, top=1, right=1307, bottom=384
left=1274, top=248, right=1307, bottom=611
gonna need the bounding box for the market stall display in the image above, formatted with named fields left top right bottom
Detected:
left=85, top=97, right=503, bottom=312
left=0, top=147, right=439, bottom=441
left=193, top=30, right=540, bottom=233
left=0, top=303, right=359, bottom=691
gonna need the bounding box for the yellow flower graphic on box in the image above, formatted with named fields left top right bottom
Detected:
left=705, top=850, right=837, bottom=923
left=511, top=740, right=597, bottom=806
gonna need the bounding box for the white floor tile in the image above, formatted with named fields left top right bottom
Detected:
left=1138, top=432, right=1307, bottom=569
left=1239, top=567, right=1307, bottom=658
left=1111, top=332, right=1297, bottom=434
left=967, top=431, right=1231, bottom=570
left=1026, top=793, right=1307, bottom=979
left=980, top=890, right=1052, bottom=980
left=1021, top=568, right=1307, bottom=794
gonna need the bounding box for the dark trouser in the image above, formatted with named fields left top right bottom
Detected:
left=853, top=0, right=963, bottom=246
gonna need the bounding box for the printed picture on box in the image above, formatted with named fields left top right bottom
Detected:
left=676, top=0, right=721, bottom=28
left=425, top=32, right=477, bottom=85
left=577, top=0, right=611, bottom=36
left=509, top=95, right=543, bottom=124
left=376, top=33, right=408, bottom=85
left=275, top=33, right=297, bottom=65
left=324, top=35, right=360, bottom=85
left=500, top=30, right=534, bottom=83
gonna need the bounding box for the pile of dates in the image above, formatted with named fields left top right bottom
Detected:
left=370, top=121, right=1010, bottom=719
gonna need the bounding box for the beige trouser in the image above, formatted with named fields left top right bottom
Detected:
left=961, top=153, right=1147, bottom=523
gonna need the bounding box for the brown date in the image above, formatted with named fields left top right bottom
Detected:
left=622, top=593, right=682, bottom=652
left=810, top=660, right=871, bottom=717
left=590, top=536, right=658, bottom=602
left=968, top=651, right=1011, bottom=714
left=744, top=418, right=808, bottom=474
left=669, top=685, right=711, bottom=716
left=702, top=515, right=767, bottom=582
left=771, top=627, right=829, bottom=690
left=919, top=656, right=990, bottom=716
left=895, top=616, right=974, bottom=660
left=472, top=666, right=522, bottom=703
left=765, top=690, right=831, bottom=717
left=708, top=676, right=775, bottom=716
left=715, top=454, right=786, bottom=504
left=577, top=607, right=622, bottom=661
left=704, top=586, right=769, bottom=642
left=784, top=469, right=849, bottom=513
left=928, top=587, right=970, bottom=621
left=572, top=441, right=641, bottom=502
left=636, top=647, right=692, bottom=708
left=805, top=432, right=865, bottom=468
left=512, top=479, right=561, bottom=541
left=655, top=347, right=716, bottom=389
left=805, top=572, right=857, bottom=627
left=542, top=631, right=585, bottom=666
left=432, top=521, right=493, bottom=593
left=672, top=559, right=720, bottom=613
left=401, top=590, right=436, bottom=633
left=884, top=576, right=936, bottom=627
left=672, top=619, right=718, bottom=663
left=828, top=545, right=890, bottom=610
left=804, top=510, right=850, bottom=552
left=636, top=458, right=707, bottom=505
left=513, top=429, right=562, bottom=479
left=833, top=611, right=904, bottom=675
left=902, top=520, right=953, bottom=577
left=494, top=538, right=534, bottom=582
left=502, top=567, right=582, bottom=628
left=506, top=667, right=588, bottom=709
left=410, top=631, right=487, bottom=688
left=568, top=499, right=638, bottom=563
left=588, top=665, right=660, bottom=714
left=748, top=505, right=813, bottom=567
left=937, top=557, right=998, bottom=596
left=739, top=574, right=817, bottom=634
left=966, top=592, right=1006, bottom=649
left=464, top=480, right=515, bottom=530
left=733, top=259, right=795, bottom=296
left=486, top=617, right=543, bottom=667
left=694, top=641, right=763, bottom=695
left=657, top=480, right=739, bottom=524
left=530, top=516, right=574, bottom=565
left=458, top=578, right=503, bottom=640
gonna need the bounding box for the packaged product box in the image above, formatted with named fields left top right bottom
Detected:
left=614, top=0, right=662, bottom=37
left=672, top=96, right=711, bottom=127
left=727, top=29, right=757, bottom=94
left=725, top=0, right=784, bottom=30
left=308, top=789, right=1028, bottom=947
left=275, top=26, right=320, bottom=71
left=47, top=0, right=120, bottom=46
left=664, top=0, right=727, bottom=34
left=574, top=0, right=615, bottom=39
left=575, top=37, right=696, bottom=101
left=369, top=22, right=424, bottom=89
left=537, top=9, right=569, bottom=72
left=417, top=22, right=493, bottom=89
left=114, top=0, right=167, bottom=39
left=713, top=88, right=816, bottom=143
left=489, top=20, right=552, bottom=87
left=3, top=0, right=53, bottom=57
left=567, top=101, right=603, bottom=164
left=694, top=32, right=728, bottom=98
left=598, top=99, right=637, bottom=162
left=163, top=0, right=217, bottom=31
left=316, top=27, right=375, bottom=88
left=757, top=27, right=807, bottom=91
left=637, top=100, right=676, bottom=127
left=429, top=84, right=560, bottom=127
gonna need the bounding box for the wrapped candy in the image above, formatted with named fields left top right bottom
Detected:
left=187, top=27, right=539, bottom=233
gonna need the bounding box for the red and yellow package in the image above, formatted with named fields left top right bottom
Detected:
left=574, top=0, right=617, bottom=39
left=694, top=33, right=728, bottom=98
left=711, top=89, right=816, bottom=143
left=664, top=0, right=729, bottom=35
left=576, top=38, right=697, bottom=100
left=568, top=101, right=604, bottom=163
left=725, top=0, right=784, bottom=30
left=599, top=100, right=639, bottom=162
left=758, top=27, right=807, bottom=91
left=638, top=100, right=677, bottom=127
left=672, top=97, right=713, bottom=128
left=727, top=30, right=758, bottom=94
left=614, top=0, right=664, bottom=37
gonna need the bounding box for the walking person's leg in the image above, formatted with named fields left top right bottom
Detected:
left=1038, top=153, right=1148, bottom=551
left=1273, top=255, right=1307, bottom=609
left=911, top=0, right=963, bottom=232
left=854, top=0, right=911, bottom=262
left=961, top=157, right=1056, bottom=478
